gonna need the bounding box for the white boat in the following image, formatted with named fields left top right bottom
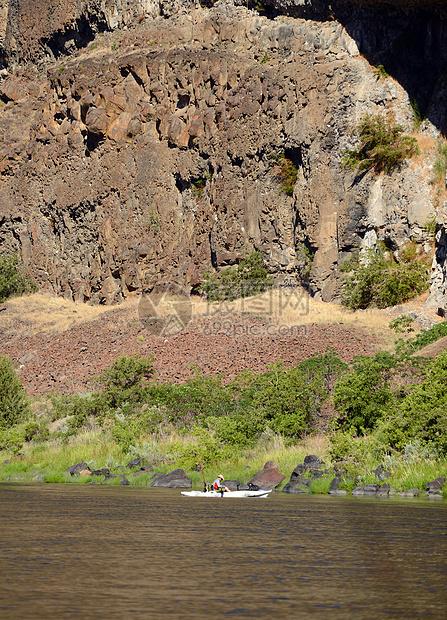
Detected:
left=181, top=489, right=272, bottom=498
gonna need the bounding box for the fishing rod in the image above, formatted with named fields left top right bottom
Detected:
left=199, top=458, right=208, bottom=493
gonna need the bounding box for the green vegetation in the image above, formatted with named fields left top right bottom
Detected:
left=410, top=99, right=423, bottom=131
left=2, top=304, right=447, bottom=494
left=341, top=114, right=419, bottom=174
left=269, top=153, right=298, bottom=196
left=0, top=356, right=31, bottom=429
left=340, top=247, right=429, bottom=310
left=431, top=142, right=447, bottom=187
left=260, top=52, right=270, bottom=65
left=192, top=178, right=206, bottom=197
left=0, top=253, right=37, bottom=302
left=199, top=251, right=274, bottom=301
left=373, top=64, right=389, bottom=81
left=423, top=214, right=437, bottom=238
left=295, top=243, right=313, bottom=286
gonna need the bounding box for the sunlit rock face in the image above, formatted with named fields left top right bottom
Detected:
left=0, top=0, right=444, bottom=303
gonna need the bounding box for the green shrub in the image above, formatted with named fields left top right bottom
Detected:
left=260, top=52, right=270, bottom=65
left=329, top=429, right=387, bottom=468
left=0, top=356, right=31, bottom=428
left=176, top=426, right=232, bottom=468
left=341, top=114, right=419, bottom=174
left=199, top=251, right=273, bottom=302
left=96, top=355, right=155, bottom=408
left=0, top=254, right=37, bottom=302
left=111, top=416, right=142, bottom=452
left=396, top=321, right=447, bottom=357
left=379, top=352, right=447, bottom=452
left=249, top=362, right=328, bottom=437
left=333, top=352, right=398, bottom=432
left=373, top=64, right=389, bottom=81
left=269, top=154, right=298, bottom=196
left=295, top=243, right=313, bottom=286
left=153, top=372, right=236, bottom=427
left=431, top=142, right=447, bottom=186
left=389, top=315, right=415, bottom=335
left=206, top=412, right=265, bottom=447
left=341, top=248, right=429, bottom=309
left=50, top=392, right=104, bottom=424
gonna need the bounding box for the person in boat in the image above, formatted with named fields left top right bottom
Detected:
left=213, top=474, right=230, bottom=493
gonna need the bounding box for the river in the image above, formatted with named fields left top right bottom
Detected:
left=0, top=484, right=446, bottom=619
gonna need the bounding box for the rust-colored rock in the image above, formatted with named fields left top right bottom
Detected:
left=249, top=465, right=286, bottom=490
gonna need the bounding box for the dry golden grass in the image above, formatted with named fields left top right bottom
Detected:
left=0, top=292, right=137, bottom=336
left=192, top=288, right=395, bottom=339
left=3, top=287, right=438, bottom=350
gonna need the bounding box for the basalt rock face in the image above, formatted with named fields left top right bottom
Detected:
left=0, top=1, right=441, bottom=303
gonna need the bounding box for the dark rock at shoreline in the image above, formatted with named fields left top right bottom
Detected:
left=90, top=468, right=110, bottom=476
left=427, top=478, right=445, bottom=498
left=248, top=464, right=285, bottom=489
left=151, top=469, right=192, bottom=488
left=426, top=477, right=446, bottom=490
left=376, top=483, right=391, bottom=497
left=65, top=462, right=90, bottom=476
left=329, top=477, right=341, bottom=493
left=304, top=455, right=323, bottom=468
left=120, top=477, right=130, bottom=485
left=352, top=484, right=380, bottom=496
left=282, top=479, right=307, bottom=494
left=291, top=455, right=324, bottom=478
left=223, top=480, right=248, bottom=491
left=400, top=488, right=419, bottom=497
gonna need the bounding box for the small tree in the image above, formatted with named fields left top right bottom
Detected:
left=0, top=356, right=30, bottom=428
left=342, top=114, right=419, bottom=174
left=0, top=254, right=37, bottom=302
left=96, top=355, right=155, bottom=408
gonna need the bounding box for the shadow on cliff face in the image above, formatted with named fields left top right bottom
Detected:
left=263, top=0, right=447, bottom=135
left=338, top=4, right=447, bottom=135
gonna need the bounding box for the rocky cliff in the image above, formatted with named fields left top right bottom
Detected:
left=0, top=0, right=446, bottom=305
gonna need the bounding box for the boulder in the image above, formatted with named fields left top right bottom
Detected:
left=65, top=462, right=90, bottom=476
left=352, top=484, right=380, bottom=496
left=248, top=464, right=285, bottom=489
left=303, top=454, right=323, bottom=469
left=90, top=468, right=110, bottom=476
left=376, top=483, right=391, bottom=497
left=282, top=478, right=307, bottom=494
left=120, top=477, right=130, bottom=485
left=426, top=477, right=446, bottom=491
left=400, top=488, right=420, bottom=497
left=290, top=455, right=324, bottom=478
left=328, top=477, right=341, bottom=493
left=151, top=469, right=192, bottom=488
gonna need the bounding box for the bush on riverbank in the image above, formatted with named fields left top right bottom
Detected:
left=1, top=321, right=447, bottom=494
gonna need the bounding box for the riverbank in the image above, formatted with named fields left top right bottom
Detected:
left=1, top=430, right=446, bottom=499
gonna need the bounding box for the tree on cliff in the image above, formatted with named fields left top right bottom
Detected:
left=0, top=355, right=30, bottom=428
left=0, top=254, right=37, bottom=302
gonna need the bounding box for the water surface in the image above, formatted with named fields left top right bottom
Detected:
left=0, top=484, right=446, bottom=619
